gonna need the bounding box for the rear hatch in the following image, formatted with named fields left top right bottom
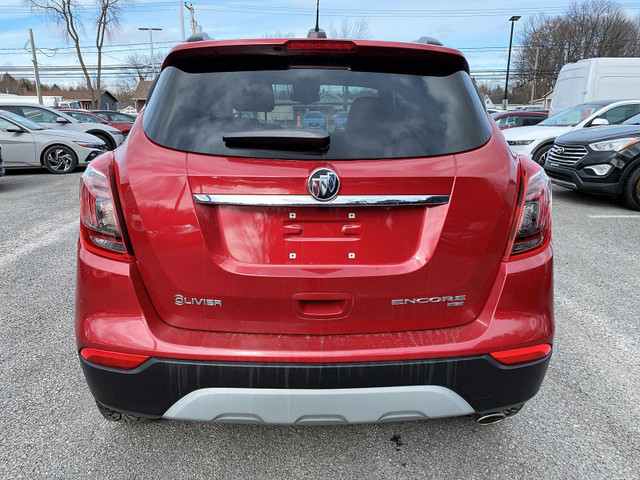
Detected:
left=119, top=40, right=518, bottom=335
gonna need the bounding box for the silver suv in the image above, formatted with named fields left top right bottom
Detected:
left=0, top=103, right=123, bottom=150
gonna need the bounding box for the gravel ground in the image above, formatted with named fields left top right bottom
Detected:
left=0, top=170, right=638, bottom=479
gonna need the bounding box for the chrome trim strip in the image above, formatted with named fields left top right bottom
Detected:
left=193, top=194, right=450, bottom=207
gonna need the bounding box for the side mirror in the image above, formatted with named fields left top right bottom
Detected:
left=590, top=118, right=609, bottom=126
left=55, top=117, right=70, bottom=123
left=6, top=126, right=24, bottom=133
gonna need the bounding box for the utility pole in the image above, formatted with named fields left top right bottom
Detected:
left=28, top=29, right=43, bottom=105
left=185, top=3, right=196, bottom=35
left=180, top=0, right=185, bottom=41
left=138, top=27, right=162, bottom=76
left=530, top=47, right=540, bottom=104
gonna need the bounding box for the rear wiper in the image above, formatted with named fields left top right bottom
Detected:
left=223, top=129, right=329, bottom=153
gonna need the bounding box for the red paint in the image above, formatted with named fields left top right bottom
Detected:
left=76, top=39, right=553, bottom=368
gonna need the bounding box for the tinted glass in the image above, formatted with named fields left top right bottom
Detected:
left=144, top=66, right=491, bottom=160
left=596, top=104, right=640, bottom=124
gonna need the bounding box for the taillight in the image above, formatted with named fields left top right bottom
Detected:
left=79, top=159, right=133, bottom=261
left=509, top=167, right=552, bottom=258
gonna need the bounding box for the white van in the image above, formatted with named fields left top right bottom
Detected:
left=549, top=58, right=640, bottom=116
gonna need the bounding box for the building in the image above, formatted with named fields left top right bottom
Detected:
left=21, top=89, right=118, bottom=110
left=132, top=81, right=153, bottom=113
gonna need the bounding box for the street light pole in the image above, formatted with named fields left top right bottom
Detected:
left=503, top=15, right=520, bottom=110
left=138, top=27, right=163, bottom=76
left=180, top=1, right=185, bottom=41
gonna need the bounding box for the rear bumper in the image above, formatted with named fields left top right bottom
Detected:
left=76, top=241, right=554, bottom=422
left=80, top=353, right=551, bottom=423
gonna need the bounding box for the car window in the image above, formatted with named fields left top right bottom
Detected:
left=496, top=115, right=520, bottom=128
left=68, top=112, right=102, bottom=123
left=596, top=104, right=640, bottom=125
left=22, top=106, right=60, bottom=123
left=522, top=115, right=545, bottom=126
left=144, top=67, right=491, bottom=160
left=0, top=110, right=47, bottom=130
left=623, top=113, right=640, bottom=125
left=107, top=112, right=135, bottom=123
left=539, top=103, right=601, bottom=127
left=0, top=118, right=15, bottom=131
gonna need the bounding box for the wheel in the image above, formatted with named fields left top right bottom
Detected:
left=91, top=132, right=115, bottom=151
left=533, top=144, right=552, bottom=166
left=42, top=145, right=78, bottom=174
left=95, top=400, right=158, bottom=423
left=621, top=164, right=640, bottom=211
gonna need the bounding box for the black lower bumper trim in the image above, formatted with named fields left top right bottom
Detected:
left=80, top=353, right=551, bottom=417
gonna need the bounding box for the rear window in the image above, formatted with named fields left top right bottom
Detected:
left=144, top=65, right=491, bottom=160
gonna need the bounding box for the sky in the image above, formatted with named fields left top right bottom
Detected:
left=1, top=0, right=640, bottom=89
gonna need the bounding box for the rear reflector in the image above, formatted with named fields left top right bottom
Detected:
left=490, top=344, right=551, bottom=365
left=284, top=40, right=357, bottom=52
left=80, top=348, right=149, bottom=370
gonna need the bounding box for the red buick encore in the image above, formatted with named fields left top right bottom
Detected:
left=76, top=38, right=554, bottom=425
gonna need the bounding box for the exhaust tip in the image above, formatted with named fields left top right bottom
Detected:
left=475, top=412, right=507, bottom=425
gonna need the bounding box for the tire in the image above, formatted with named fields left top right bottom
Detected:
left=95, top=400, right=158, bottom=423
left=533, top=144, right=552, bottom=166
left=90, top=132, right=115, bottom=151
left=621, top=164, right=640, bottom=211
left=42, top=145, right=78, bottom=174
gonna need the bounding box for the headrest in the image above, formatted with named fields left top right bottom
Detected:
left=347, top=96, right=384, bottom=127
left=232, top=82, right=275, bottom=113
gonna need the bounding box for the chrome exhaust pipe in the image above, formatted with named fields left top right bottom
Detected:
left=475, top=412, right=507, bottom=425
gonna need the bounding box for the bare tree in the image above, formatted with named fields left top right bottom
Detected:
left=95, top=0, right=127, bottom=108
left=328, top=18, right=371, bottom=40
left=24, top=0, right=130, bottom=108
left=515, top=0, right=640, bottom=103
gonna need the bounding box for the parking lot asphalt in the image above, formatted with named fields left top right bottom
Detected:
left=0, top=170, right=638, bottom=479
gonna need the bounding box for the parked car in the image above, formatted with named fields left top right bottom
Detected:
left=0, top=109, right=106, bottom=173
left=334, top=110, right=348, bottom=131
left=91, top=110, right=137, bottom=123
left=502, top=100, right=640, bottom=164
left=545, top=113, right=640, bottom=210
left=61, top=109, right=132, bottom=138
left=302, top=110, right=326, bottom=129
left=550, top=57, right=640, bottom=116
left=76, top=37, right=554, bottom=425
left=0, top=144, right=4, bottom=177
left=492, top=110, right=549, bottom=130
left=0, top=103, right=123, bottom=150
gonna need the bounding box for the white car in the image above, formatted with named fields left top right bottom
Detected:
left=502, top=100, right=640, bottom=164
left=0, top=102, right=123, bottom=150
left=0, top=109, right=107, bottom=173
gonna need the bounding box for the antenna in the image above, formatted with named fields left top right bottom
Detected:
left=307, top=0, right=327, bottom=38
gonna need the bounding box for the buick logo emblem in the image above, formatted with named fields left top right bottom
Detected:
left=308, top=168, right=340, bottom=201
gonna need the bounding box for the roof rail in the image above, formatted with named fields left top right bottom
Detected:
left=187, top=32, right=212, bottom=42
